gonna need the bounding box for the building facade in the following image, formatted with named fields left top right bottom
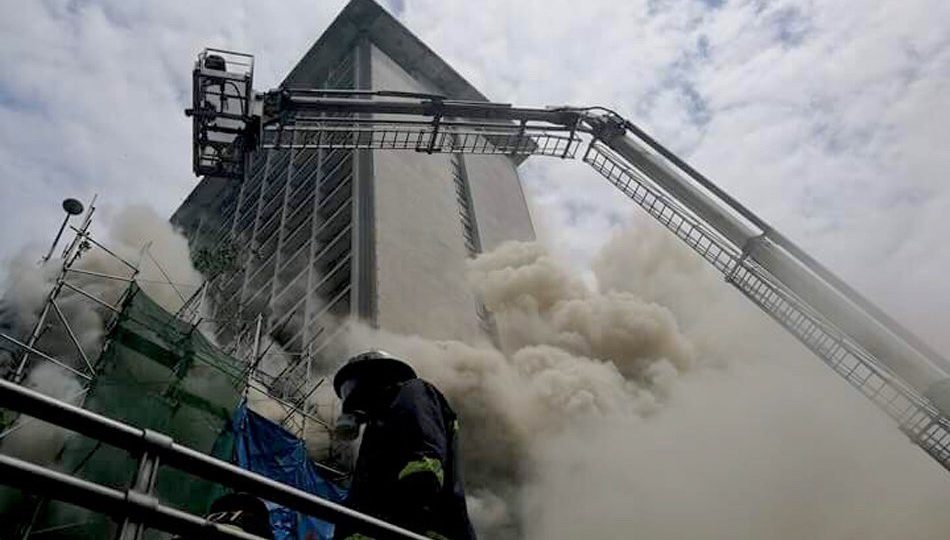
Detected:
left=172, top=0, right=534, bottom=375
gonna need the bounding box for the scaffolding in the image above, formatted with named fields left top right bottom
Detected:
left=16, top=282, right=245, bottom=537
left=182, top=51, right=360, bottom=447
left=0, top=197, right=345, bottom=537
left=1, top=199, right=136, bottom=391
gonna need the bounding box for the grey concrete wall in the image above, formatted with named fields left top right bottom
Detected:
left=170, top=175, right=237, bottom=242
left=369, top=44, right=485, bottom=343
left=463, top=155, right=536, bottom=251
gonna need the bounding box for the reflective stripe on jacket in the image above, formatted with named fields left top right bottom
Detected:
left=334, top=379, right=476, bottom=540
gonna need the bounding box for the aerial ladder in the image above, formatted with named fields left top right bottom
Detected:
left=187, top=49, right=950, bottom=474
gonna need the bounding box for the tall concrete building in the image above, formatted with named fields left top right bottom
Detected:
left=173, top=0, right=535, bottom=367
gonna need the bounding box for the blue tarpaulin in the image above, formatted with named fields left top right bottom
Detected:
left=232, top=403, right=347, bottom=540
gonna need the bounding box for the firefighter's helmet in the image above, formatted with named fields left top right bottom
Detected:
left=333, top=349, right=417, bottom=399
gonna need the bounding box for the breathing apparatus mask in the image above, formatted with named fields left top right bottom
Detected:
left=335, top=378, right=368, bottom=441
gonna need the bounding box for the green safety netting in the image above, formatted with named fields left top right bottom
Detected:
left=31, top=283, right=246, bottom=538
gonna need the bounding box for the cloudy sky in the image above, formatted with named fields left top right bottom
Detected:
left=0, top=0, right=948, bottom=357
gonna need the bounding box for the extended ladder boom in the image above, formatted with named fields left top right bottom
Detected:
left=189, top=51, right=950, bottom=472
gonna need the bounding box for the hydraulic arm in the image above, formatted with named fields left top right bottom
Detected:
left=189, top=50, right=950, bottom=473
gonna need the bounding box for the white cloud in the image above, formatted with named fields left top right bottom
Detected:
left=0, top=0, right=347, bottom=263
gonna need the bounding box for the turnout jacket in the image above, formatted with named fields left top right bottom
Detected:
left=335, top=379, right=476, bottom=540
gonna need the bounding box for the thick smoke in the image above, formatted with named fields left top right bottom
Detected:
left=3, top=201, right=949, bottom=538
left=338, top=214, right=950, bottom=539
left=109, top=205, right=204, bottom=312
left=340, top=236, right=696, bottom=537
left=0, top=364, right=84, bottom=465
left=0, top=206, right=203, bottom=361
left=0, top=205, right=203, bottom=462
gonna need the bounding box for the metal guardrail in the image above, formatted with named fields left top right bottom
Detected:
left=0, top=454, right=267, bottom=540
left=261, top=122, right=581, bottom=159
left=0, top=378, right=427, bottom=540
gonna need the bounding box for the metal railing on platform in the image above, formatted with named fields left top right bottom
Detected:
left=262, top=121, right=582, bottom=159
left=0, top=378, right=427, bottom=540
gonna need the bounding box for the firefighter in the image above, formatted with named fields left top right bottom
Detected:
left=332, top=350, right=477, bottom=540
left=173, top=492, right=274, bottom=539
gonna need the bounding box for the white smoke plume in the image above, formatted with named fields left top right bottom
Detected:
left=3, top=200, right=948, bottom=539
left=332, top=214, right=950, bottom=539
left=0, top=364, right=84, bottom=465
left=0, top=205, right=203, bottom=462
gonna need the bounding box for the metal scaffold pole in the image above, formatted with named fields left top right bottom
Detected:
left=11, top=200, right=98, bottom=383
left=0, top=378, right=426, bottom=540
